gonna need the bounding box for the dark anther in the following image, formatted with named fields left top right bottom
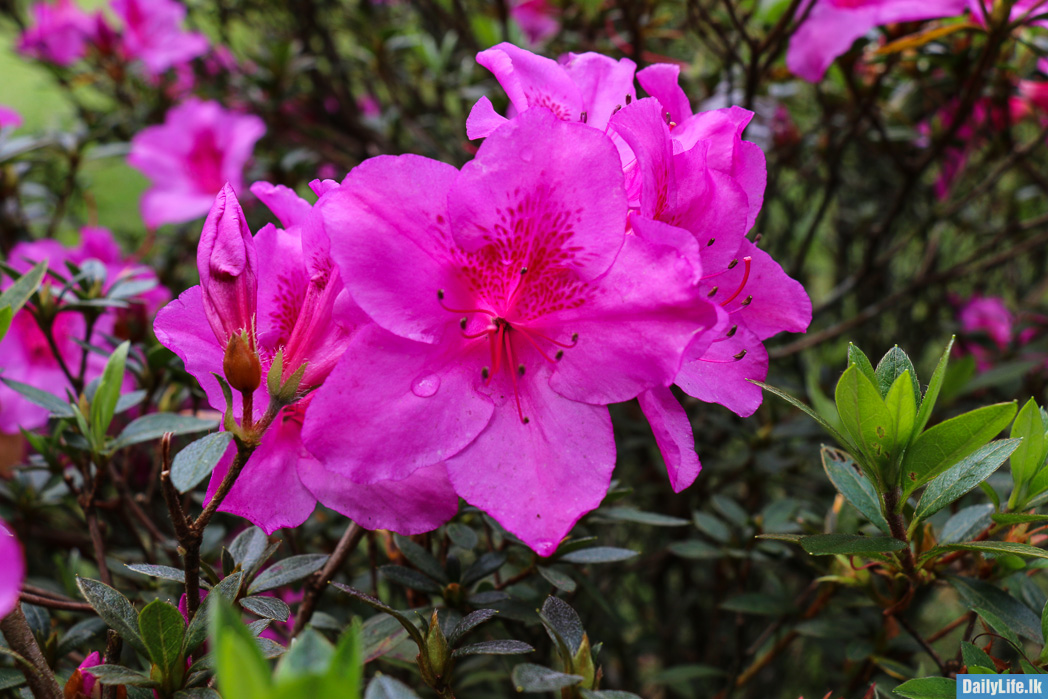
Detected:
left=707, top=286, right=718, bottom=298
left=733, top=350, right=747, bottom=360
left=571, top=332, right=579, bottom=342
left=727, top=258, right=738, bottom=270
left=741, top=295, right=753, bottom=306
left=612, top=104, right=622, bottom=114
left=459, top=317, right=468, bottom=330
left=481, top=367, right=490, bottom=380
left=517, top=364, right=526, bottom=376
left=555, top=350, right=564, bottom=360
left=753, top=233, right=763, bottom=245
left=727, top=325, right=737, bottom=338
left=665, top=111, right=671, bottom=124
left=580, top=111, right=588, bottom=123
left=523, top=417, right=531, bottom=424
left=520, top=266, right=528, bottom=275
left=707, top=238, right=716, bottom=246
left=437, top=289, right=445, bottom=300
left=626, top=94, right=632, bottom=104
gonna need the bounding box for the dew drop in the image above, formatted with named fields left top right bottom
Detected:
left=411, top=374, right=441, bottom=398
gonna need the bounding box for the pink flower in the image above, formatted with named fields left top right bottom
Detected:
left=959, top=295, right=1013, bottom=348
left=64, top=651, right=103, bottom=698
left=0, top=106, right=22, bottom=130
left=0, top=228, right=167, bottom=434
left=969, top=0, right=1048, bottom=25
left=922, top=98, right=1006, bottom=199
left=111, top=0, right=209, bottom=76
left=510, top=0, right=559, bottom=45
left=154, top=183, right=459, bottom=534
left=0, top=519, right=23, bottom=617
left=301, top=108, right=722, bottom=555
left=786, top=0, right=967, bottom=82
left=17, top=0, right=95, bottom=66
left=466, top=43, right=637, bottom=142
left=610, top=80, right=810, bottom=486
left=196, top=184, right=257, bottom=347
left=128, top=98, right=265, bottom=228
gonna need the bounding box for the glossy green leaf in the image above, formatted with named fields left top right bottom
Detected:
left=1011, top=398, right=1046, bottom=492
left=510, top=664, right=583, bottom=692
left=86, top=665, right=159, bottom=688
left=559, top=547, right=638, bottom=564
left=834, top=364, right=896, bottom=469
left=847, top=344, right=877, bottom=386
left=326, top=620, right=363, bottom=698
left=799, top=534, right=905, bottom=556
left=992, top=513, right=1048, bottom=525
left=0, top=260, right=47, bottom=314
left=393, top=534, right=447, bottom=584
left=248, top=554, right=327, bottom=594
left=111, top=413, right=218, bottom=451
left=0, top=306, right=11, bottom=341
left=90, top=341, right=129, bottom=447
left=874, top=346, right=921, bottom=404
left=364, top=676, right=422, bottom=699
left=961, top=641, right=995, bottom=672
left=1, top=378, right=74, bottom=418
left=923, top=541, right=1048, bottom=564
left=76, top=577, right=149, bottom=657
left=211, top=598, right=271, bottom=699
left=950, top=576, right=1043, bottom=643
left=892, top=677, right=956, bottom=698
left=138, top=599, right=187, bottom=686
left=913, top=439, right=1021, bottom=524
left=171, top=432, right=234, bottom=493
left=913, top=337, right=955, bottom=436
left=973, top=606, right=1020, bottom=647
left=901, top=402, right=1017, bottom=497
left=884, top=370, right=917, bottom=450
left=821, top=447, right=889, bottom=533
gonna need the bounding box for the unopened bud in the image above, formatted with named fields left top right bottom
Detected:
left=223, top=331, right=261, bottom=393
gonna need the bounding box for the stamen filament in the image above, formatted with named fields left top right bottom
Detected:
left=719, top=256, right=752, bottom=307
left=504, top=329, right=527, bottom=424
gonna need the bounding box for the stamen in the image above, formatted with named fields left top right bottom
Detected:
left=664, top=111, right=671, bottom=124
left=437, top=289, right=497, bottom=317
left=707, top=238, right=716, bottom=246
left=719, top=256, right=752, bottom=307
left=481, top=367, right=490, bottom=380
left=625, top=94, right=632, bottom=104
left=462, top=327, right=494, bottom=340
left=490, top=323, right=506, bottom=379
left=518, top=364, right=526, bottom=376
left=733, top=350, right=747, bottom=360
left=514, top=326, right=559, bottom=364
left=754, top=233, right=762, bottom=246
left=727, top=325, right=738, bottom=338
left=727, top=258, right=738, bottom=270
left=459, top=317, right=468, bottom=330
left=555, top=350, right=564, bottom=360
left=612, top=104, right=622, bottom=114
left=707, top=286, right=718, bottom=298
left=519, top=326, right=579, bottom=349
left=580, top=111, right=588, bottom=124
left=741, top=295, right=753, bottom=306
left=520, top=266, right=528, bottom=275
left=504, top=329, right=527, bottom=424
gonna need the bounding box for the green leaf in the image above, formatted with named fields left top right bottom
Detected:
left=138, top=599, right=187, bottom=687
left=799, top=534, right=905, bottom=556
left=185, top=572, right=244, bottom=655
left=847, top=344, right=877, bottom=387
left=448, top=609, right=499, bottom=646
left=598, top=507, right=690, bottom=527
left=950, top=576, right=1043, bottom=643
left=892, top=677, right=956, bottom=698
left=834, top=364, right=897, bottom=470
left=992, top=513, right=1048, bottom=525
left=76, top=577, right=148, bottom=657
left=901, top=402, right=1017, bottom=497
left=884, top=370, right=918, bottom=450
left=171, top=432, right=234, bottom=493
left=579, top=691, right=643, bottom=699
left=445, top=523, right=478, bottom=550
left=0, top=260, right=47, bottom=314
left=111, top=414, right=218, bottom=451
left=57, top=617, right=106, bottom=656
left=229, top=527, right=270, bottom=571
left=538, top=566, right=577, bottom=592
left=451, top=640, right=533, bottom=657
left=875, top=346, right=921, bottom=405
left=0, top=378, right=74, bottom=418
left=913, top=439, right=1022, bottom=525
left=461, top=551, right=507, bottom=586
left=331, top=584, right=425, bottom=650
left=667, top=540, right=720, bottom=559
left=86, top=665, right=160, bottom=688
left=749, top=380, right=857, bottom=454
left=174, top=690, right=222, bottom=699
left=326, top=620, right=363, bottom=698
left=510, top=664, right=583, bottom=692
left=1012, top=398, right=1047, bottom=489
left=923, top=541, right=1048, bottom=564
left=559, top=547, right=638, bottom=564
left=90, top=341, right=129, bottom=447
left=720, top=593, right=792, bottom=616
left=241, top=596, right=291, bottom=622
left=275, top=628, right=333, bottom=681
left=211, top=598, right=272, bottom=699
left=961, top=641, right=995, bottom=671
left=0, top=306, right=11, bottom=341
left=973, top=606, right=1020, bottom=648
left=913, top=337, right=955, bottom=436
left=125, top=563, right=196, bottom=585
left=821, top=447, right=890, bottom=533
left=364, top=676, right=422, bottom=699
left=393, top=534, right=447, bottom=584
left=247, top=554, right=327, bottom=594
left=378, top=565, right=442, bottom=595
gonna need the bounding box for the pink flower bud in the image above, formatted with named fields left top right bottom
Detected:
left=197, top=184, right=257, bottom=347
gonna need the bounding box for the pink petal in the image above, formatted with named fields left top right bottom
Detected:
left=675, top=323, right=768, bottom=417
left=475, top=43, right=583, bottom=120
left=559, top=52, right=637, bottom=131
left=609, top=98, right=677, bottom=220
left=445, top=366, right=614, bottom=557
left=451, top=108, right=627, bottom=281
left=300, top=461, right=459, bottom=534
left=466, top=96, right=510, bottom=140
left=636, top=63, right=693, bottom=123
left=724, top=240, right=812, bottom=340
left=317, top=154, right=460, bottom=344
left=637, top=386, right=701, bottom=491
left=0, top=519, right=24, bottom=617
left=204, top=418, right=316, bottom=534
left=300, top=323, right=494, bottom=485
left=251, top=181, right=313, bottom=229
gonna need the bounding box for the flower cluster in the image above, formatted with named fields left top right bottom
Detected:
left=18, top=0, right=207, bottom=76
left=155, top=44, right=810, bottom=556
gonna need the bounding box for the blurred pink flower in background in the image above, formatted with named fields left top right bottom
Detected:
left=0, top=228, right=167, bottom=434
left=786, top=0, right=967, bottom=82
left=63, top=651, right=103, bottom=698
left=128, top=98, right=265, bottom=227
left=955, top=293, right=1014, bottom=369
left=17, top=0, right=95, bottom=66
left=0, top=106, right=22, bottom=129
left=110, top=0, right=208, bottom=76
left=510, top=0, right=559, bottom=45
left=0, top=519, right=23, bottom=617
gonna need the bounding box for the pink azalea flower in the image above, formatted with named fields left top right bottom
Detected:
left=0, top=228, right=167, bottom=434
left=0, top=519, right=24, bottom=617
left=509, top=0, right=559, bottom=45
left=128, top=98, right=265, bottom=228
left=154, top=183, right=459, bottom=534
left=466, top=43, right=637, bottom=142
left=922, top=98, right=1006, bottom=200
left=302, top=108, right=722, bottom=555
left=111, top=0, right=209, bottom=76
left=64, top=651, right=103, bottom=698
left=610, top=92, right=810, bottom=487
left=786, top=0, right=967, bottom=83
left=17, top=0, right=95, bottom=66
left=959, top=295, right=1013, bottom=348
left=0, top=106, right=22, bottom=130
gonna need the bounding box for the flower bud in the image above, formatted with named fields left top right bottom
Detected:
left=63, top=651, right=128, bottom=699
left=223, top=330, right=261, bottom=393
left=197, top=183, right=257, bottom=346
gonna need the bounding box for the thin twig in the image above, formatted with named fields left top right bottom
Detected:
left=292, top=521, right=365, bottom=636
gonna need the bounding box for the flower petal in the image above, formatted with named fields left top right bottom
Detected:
left=636, top=62, right=693, bottom=123
left=0, top=519, right=24, bottom=617
left=251, top=181, right=313, bottom=229
left=637, top=386, right=701, bottom=492
left=466, top=96, right=510, bottom=140
left=475, top=43, right=583, bottom=120
left=559, top=52, right=637, bottom=131
left=675, top=323, right=768, bottom=417
left=716, top=240, right=811, bottom=340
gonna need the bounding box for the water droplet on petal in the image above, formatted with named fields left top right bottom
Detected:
left=411, top=374, right=440, bottom=398
left=520, top=146, right=534, bottom=163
